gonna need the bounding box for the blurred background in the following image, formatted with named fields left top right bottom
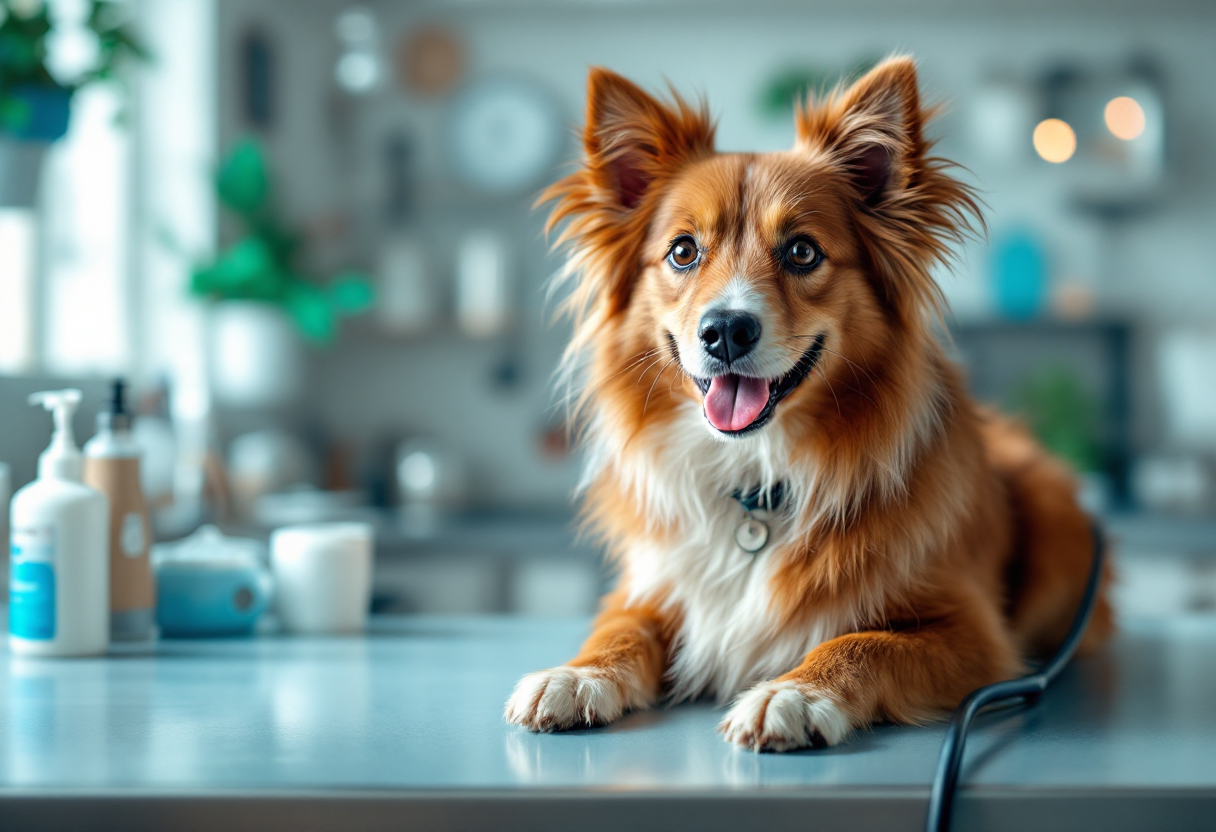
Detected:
left=2, top=0, right=1214, bottom=620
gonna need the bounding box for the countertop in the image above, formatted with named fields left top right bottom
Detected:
left=1, top=615, right=1214, bottom=832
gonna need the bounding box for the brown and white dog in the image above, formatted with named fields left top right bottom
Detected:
left=505, top=56, right=1113, bottom=751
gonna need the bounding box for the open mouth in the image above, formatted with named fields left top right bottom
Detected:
left=693, top=334, right=825, bottom=435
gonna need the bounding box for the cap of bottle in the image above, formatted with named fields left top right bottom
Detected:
left=96, top=378, right=134, bottom=434
left=29, top=388, right=85, bottom=481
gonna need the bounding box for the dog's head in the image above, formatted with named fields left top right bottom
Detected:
left=547, top=57, right=977, bottom=444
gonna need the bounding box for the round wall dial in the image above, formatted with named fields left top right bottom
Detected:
left=445, top=77, right=564, bottom=195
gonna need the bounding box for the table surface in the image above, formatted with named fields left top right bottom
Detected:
left=1, top=615, right=1214, bottom=832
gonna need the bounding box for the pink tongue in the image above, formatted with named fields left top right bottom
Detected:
left=705, top=375, right=770, bottom=431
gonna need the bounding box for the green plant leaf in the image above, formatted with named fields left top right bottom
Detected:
left=189, top=265, right=219, bottom=297
left=216, top=138, right=269, bottom=217
left=190, top=236, right=290, bottom=301
left=328, top=271, right=375, bottom=315
left=1009, top=365, right=1102, bottom=473
left=227, top=237, right=284, bottom=299
left=286, top=283, right=336, bottom=344
left=0, top=93, right=32, bottom=130
left=192, top=138, right=364, bottom=344
left=0, top=0, right=145, bottom=93
left=0, top=29, right=43, bottom=74
left=250, top=216, right=300, bottom=263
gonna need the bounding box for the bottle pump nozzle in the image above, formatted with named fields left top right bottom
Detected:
left=97, top=378, right=133, bottom=433
left=29, top=388, right=85, bottom=481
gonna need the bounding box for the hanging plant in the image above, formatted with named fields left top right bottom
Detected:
left=190, top=138, right=375, bottom=344
left=0, top=0, right=147, bottom=138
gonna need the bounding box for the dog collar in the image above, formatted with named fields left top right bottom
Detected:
left=730, top=482, right=785, bottom=554
left=731, top=482, right=785, bottom=513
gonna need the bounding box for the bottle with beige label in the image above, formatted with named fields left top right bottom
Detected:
left=84, top=380, right=155, bottom=641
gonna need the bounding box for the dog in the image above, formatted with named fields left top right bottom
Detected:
left=505, top=56, right=1113, bottom=751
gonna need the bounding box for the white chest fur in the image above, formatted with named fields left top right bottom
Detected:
left=606, top=404, right=850, bottom=703
left=626, top=507, right=848, bottom=703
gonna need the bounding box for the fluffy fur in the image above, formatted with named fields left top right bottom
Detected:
left=504, top=56, right=1114, bottom=750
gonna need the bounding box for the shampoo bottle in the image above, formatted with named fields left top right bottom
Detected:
left=9, top=389, right=110, bottom=657
left=84, top=380, right=156, bottom=641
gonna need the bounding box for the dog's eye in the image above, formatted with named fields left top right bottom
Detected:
left=667, top=236, right=700, bottom=271
left=783, top=238, right=823, bottom=271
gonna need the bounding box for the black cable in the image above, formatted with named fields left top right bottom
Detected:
left=924, top=521, right=1106, bottom=832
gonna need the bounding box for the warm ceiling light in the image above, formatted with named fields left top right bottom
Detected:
left=1033, top=118, right=1076, bottom=163
left=1105, top=96, right=1146, bottom=140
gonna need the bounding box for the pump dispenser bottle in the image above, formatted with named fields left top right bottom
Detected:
left=85, top=380, right=155, bottom=641
left=9, top=389, right=110, bottom=656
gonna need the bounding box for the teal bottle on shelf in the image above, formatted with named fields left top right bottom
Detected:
left=992, top=229, right=1048, bottom=320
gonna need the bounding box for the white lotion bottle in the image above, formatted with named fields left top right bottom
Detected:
left=9, top=389, right=110, bottom=657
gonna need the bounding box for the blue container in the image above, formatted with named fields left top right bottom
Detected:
left=155, top=559, right=272, bottom=638
left=0, top=86, right=73, bottom=207
left=1, top=86, right=72, bottom=143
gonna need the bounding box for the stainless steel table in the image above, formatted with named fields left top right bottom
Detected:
left=1, top=615, right=1213, bottom=831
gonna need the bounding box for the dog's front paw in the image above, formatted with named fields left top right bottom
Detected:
left=718, top=680, right=852, bottom=752
left=504, top=666, right=626, bottom=733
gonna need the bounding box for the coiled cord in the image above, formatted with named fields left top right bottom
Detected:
left=924, top=522, right=1106, bottom=832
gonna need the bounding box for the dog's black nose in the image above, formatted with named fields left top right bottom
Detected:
left=699, top=310, right=761, bottom=364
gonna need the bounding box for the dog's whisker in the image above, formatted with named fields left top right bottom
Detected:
left=642, top=356, right=680, bottom=418
left=779, top=337, right=878, bottom=384
left=598, top=358, right=660, bottom=392
left=815, top=365, right=844, bottom=419
left=773, top=339, right=886, bottom=414
left=605, top=347, right=664, bottom=385
left=818, top=347, right=879, bottom=386
left=668, top=362, right=689, bottom=395
left=618, top=347, right=662, bottom=373
left=632, top=353, right=671, bottom=389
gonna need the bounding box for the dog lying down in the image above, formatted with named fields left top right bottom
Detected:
left=505, top=56, right=1113, bottom=752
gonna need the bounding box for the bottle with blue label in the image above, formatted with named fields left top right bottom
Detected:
left=9, top=389, right=110, bottom=657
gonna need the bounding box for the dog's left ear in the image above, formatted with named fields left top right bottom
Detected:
left=796, top=56, right=924, bottom=207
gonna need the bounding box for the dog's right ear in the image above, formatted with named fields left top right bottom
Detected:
left=540, top=71, right=714, bottom=330
left=583, top=68, right=715, bottom=211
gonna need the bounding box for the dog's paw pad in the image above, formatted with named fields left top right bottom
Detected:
left=718, top=680, right=851, bottom=752
left=504, top=666, right=625, bottom=732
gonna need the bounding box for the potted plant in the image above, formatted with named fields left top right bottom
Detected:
left=0, top=0, right=146, bottom=206
left=192, top=138, right=375, bottom=408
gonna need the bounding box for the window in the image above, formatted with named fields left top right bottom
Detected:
left=0, top=0, right=215, bottom=394
left=0, top=209, right=36, bottom=373
left=42, top=82, right=131, bottom=375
